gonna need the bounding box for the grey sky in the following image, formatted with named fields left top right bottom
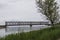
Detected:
left=0, top=0, right=60, bottom=25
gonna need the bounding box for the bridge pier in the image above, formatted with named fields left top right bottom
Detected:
left=30, top=24, right=32, bottom=31
left=5, top=26, right=7, bottom=32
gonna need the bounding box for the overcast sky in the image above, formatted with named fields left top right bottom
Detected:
left=0, top=0, right=60, bottom=25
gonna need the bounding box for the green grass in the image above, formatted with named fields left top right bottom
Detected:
left=0, top=26, right=60, bottom=40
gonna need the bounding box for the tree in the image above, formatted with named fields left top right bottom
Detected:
left=36, top=0, right=59, bottom=26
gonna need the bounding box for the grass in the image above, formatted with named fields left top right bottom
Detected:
left=0, top=25, right=60, bottom=40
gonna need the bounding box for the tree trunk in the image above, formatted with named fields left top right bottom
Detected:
left=51, top=21, right=54, bottom=27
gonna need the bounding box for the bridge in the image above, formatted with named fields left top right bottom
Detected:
left=5, top=21, right=50, bottom=31
left=5, top=21, right=50, bottom=26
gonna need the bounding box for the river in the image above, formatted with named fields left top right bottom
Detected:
left=0, top=25, right=50, bottom=37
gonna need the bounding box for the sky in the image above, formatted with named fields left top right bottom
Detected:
left=0, top=0, right=60, bottom=25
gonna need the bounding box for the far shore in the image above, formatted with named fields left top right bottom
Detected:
left=0, top=25, right=6, bottom=29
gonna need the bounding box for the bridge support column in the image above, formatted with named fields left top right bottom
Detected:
left=5, top=22, right=7, bottom=32
left=5, top=25, right=7, bottom=32
left=30, top=24, right=32, bottom=31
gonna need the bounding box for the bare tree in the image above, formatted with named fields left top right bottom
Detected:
left=36, top=0, right=59, bottom=26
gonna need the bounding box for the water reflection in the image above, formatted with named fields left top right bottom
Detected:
left=6, top=25, right=46, bottom=32
left=0, top=25, right=49, bottom=37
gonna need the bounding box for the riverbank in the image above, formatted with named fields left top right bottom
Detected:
left=0, top=26, right=60, bottom=40
left=0, top=25, right=5, bottom=29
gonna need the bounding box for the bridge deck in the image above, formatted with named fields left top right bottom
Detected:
left=5, top=21, right=50, bottom=26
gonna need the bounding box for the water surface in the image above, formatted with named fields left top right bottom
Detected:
left=0, top=25, right=49, bottom=37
